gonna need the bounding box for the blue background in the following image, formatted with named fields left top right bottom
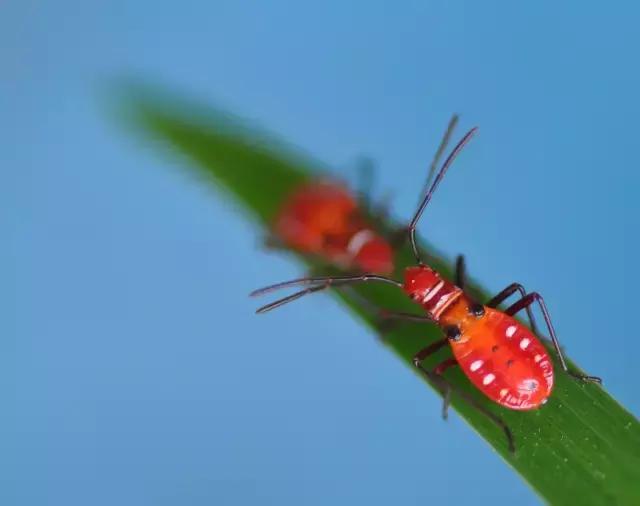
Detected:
left=3, top=2, right=638, bottom=505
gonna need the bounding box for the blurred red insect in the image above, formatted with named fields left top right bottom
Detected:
left=271, top=117, right=459, bottom=275
left=273, top=179, right=394, bottom=274
left=252, top=119, right=602, bottom=452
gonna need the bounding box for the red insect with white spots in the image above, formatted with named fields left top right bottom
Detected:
left=252, top=123, right=601, bottom=451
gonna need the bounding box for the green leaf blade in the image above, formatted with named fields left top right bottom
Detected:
left=121, top=84, right=640, bottom=506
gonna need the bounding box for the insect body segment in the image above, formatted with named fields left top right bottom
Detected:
left=274, top=181, right=393, bottom=274
left=442, top=302, right=554, bottom=410
left=405, top=265, right=463, bottom=320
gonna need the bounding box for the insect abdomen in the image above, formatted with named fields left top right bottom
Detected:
left=451, top=309, right=554, bottom=410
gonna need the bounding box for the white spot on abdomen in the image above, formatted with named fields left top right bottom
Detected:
left=499, top=388, right=508, bottom=397
left=483, top=373, right=496, bottom=385
left=505, top=325, right=517, bottom=338
left=470, top=360, right=483, bottom=372
left=534, top=354, right=542, bottom=363
left=520, top=338, right=531, bottom=350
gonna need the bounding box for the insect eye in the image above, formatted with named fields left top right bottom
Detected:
left=469, top=303, right=485, bottom=318
left=445, top=325, right=461, bottom=341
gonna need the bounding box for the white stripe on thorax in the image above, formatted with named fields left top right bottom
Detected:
left=431, top=289, right=463, bottom=319
left=346, top=229, right=375, bottom=257
left=422, top=280, right=445, bottom=304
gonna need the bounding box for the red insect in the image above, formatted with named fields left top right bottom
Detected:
left=252, top=124, right=601, bottom=451
left=273, top=179, right=394, bottom=274
left=271, top=117, right=460, bottom=275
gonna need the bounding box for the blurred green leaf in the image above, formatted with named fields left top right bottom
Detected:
left=120, top=83, right=640, bottom=505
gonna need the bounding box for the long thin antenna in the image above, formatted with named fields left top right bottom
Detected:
left=250, top=273, right=403, bottom=314
left=408, top=127, right=478, bottom=264
left=421, top=115, right=459, bottom=199
left=249, top=274, right=401, bottom=297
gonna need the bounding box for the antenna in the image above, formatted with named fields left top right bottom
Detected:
left=250, top=274, right=402, bottom=314
left=421, top=115, right=459, bottom=200
left=408, top=127, right=478, bottom=264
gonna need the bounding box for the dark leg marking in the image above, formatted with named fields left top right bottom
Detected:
left=505, top=292, right=602, bottom=384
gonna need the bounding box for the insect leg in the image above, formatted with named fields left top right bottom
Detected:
left=455, top=255, right=466, bottom=289
left=335, top=285, right=435, bottom=344
left=378, top=310, right=433, bottom=323
left=433, top=358, right=459, bottom=420
left=413, top=357, right=515, bottom=453
left=487, top=283, right=541, bottom=338
left=413, top=344, right=458, bottom=421
left=434, top=357, right=458, bottom=375
left=505, top=292, right=602, bottom=384
left=354, top=158, right=397, bottom=238
left=412, top=338, right=449, bottom=365
left=375, top=309, right=434, bottom=335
